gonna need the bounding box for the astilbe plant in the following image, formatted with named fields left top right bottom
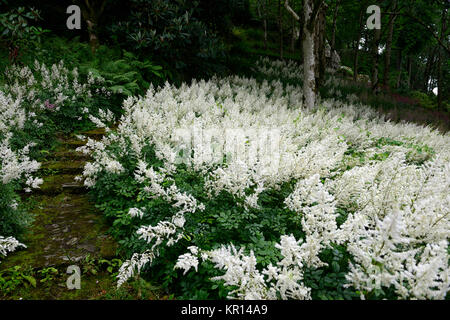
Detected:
left=2, top=60, right=114, bottom=131
left=79, top=58, right=449, bottom=300
left=0, top=91, right=42, bottom=254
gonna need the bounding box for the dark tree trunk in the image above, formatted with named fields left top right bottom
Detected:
left=353, top=6, right=365, bottom=81
left=437, top=7, right=448, bottom=110
left=263, top=1, right=268, bottom=50
left=278, top=0, right=284, bottom=59
left=291, top=15, right=296, bottom=54
left=314, top=4, right=327, bottom=89
left=407, top=56, right=412, bottom=89
left=78, top=0, right=107, bottom=54
left=396, top=49, right=403, bottom=88
left=383, top=0, right=398, bottom=87
left=331, top=0, right=340, bottom=50
left=256, top=0, right=268, bottom=50
left=423, top=48, right=436, bottom=92
left=371, top=28, right=381, bottom=93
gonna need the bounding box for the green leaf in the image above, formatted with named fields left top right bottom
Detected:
left=22, top=275, right=36, bottom=288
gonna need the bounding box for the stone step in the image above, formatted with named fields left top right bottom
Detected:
left=62, top=139, right=87, bottom=149
left=40, top=160, right=85, bottom=175
left=34, top=174, right=86, bottom=195
left=0, top=194, right=117, bottom=270
left=46, top=150, right=91, bottom=161
left=81, top=128, right=106, bottom=140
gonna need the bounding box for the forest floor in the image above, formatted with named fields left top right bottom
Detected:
left=0, top=129, right=163, bottom=299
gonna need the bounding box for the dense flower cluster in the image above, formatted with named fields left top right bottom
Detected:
left=0, top=90, right=42, bottom=256
left=80, top=58, right=449, bottom=299
left=3, top=61, right=109, bottom=112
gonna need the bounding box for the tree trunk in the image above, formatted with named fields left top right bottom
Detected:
left=331, top=0, right=340, bottom=50
left=263, top=1, right=268, bottom=50
left=353, top=6, right=365, bottom=81
left=423, top=48, right=435, bottom=92
left=371, top=27, right=381, bottom=93
left=291, top=15, right=296, bottom=54
left=315, top=4, right=327, bottom=89
left=256, top=0, right=268, bottom=50
left=302, top=0, right=321, bottom=109
left=278, top=0, right=284, bottom=59
left=383, top=0, right=397, bottom=87
left=407, top=56, right=412, bottom=89
left=79, top=0, right=107, bottom=54
left=437, top=7, right=448, bottom=110
left=396, top=49, right=403, bottom=88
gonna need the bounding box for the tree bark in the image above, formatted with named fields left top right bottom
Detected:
left=407, top=56, right=412, bottom=89
left=437, top=7, right=448, bottom=110
left=371, top=27, right=381, bottom=93
left=331, top=0, right=340, bottom=50
left=256, top=0, right=268, bottom=50
left=78, top=0, right=107, bottom=54
left=291, top=14, right=296, bottom=53
left=263, top=0, right=268, bottom=50
left=423, top=47, right=436, bottom=92
left=353, top=6, right=365, bottom=82
left=383, top=0, right=398, bottom=87
left=315, top=4, right=327, bottom=89
left=302, top=0, right=324, bottom=109
left=396, top=49, right=403, bottom=88
left=278, top=0, right=284, bottom=59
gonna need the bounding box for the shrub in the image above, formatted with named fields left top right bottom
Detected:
left=2, top=60, right=115, bottom=133
left=0, top=91, right=42, bottom=247
left=411, top=90, right=437, bottom=110
left=0, top=6, right=49, bottom=63
left=108, top=0, right=226, bottom=81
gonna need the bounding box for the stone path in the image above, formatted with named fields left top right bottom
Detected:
left=0, top=128, right=116, bottom=270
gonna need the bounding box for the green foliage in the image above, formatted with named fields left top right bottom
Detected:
left=411, top=90, right=437, bottom=110
left=82, top=51, right=164, bottom=96
left=0, top=266, right=36, bottom=295
left=20, top=36, right=167, bottom=98
left=0, top=6, right=49, bottom=63
left=37, top=267, right=58, bottom=285
left=108, top=0, right=226, bottom=81
left=0, top=182, right=33, bottom=241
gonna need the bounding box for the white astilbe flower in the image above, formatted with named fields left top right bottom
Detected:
left=174, top=246, right=200, bottom=275
left=208, top=244, right=269, bottom=300
left=340, top=154, right=450, bottom=299
left=79, top=57, right=450, bottom=298
left=117, top=250, right=157, bottom=288
left=285, top=174, right=339, bottom=267
left=0, top=236, right=26, bottom=261
left=3, top=61, right=114, bottom=130
left=0, top=135, right=42, bottom=188
left=175, top=235, right=311, bottom=300
left=128, top=208, right=145, bottom=219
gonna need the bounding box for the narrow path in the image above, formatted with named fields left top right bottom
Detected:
left=1, top=128, right=117, bottom=270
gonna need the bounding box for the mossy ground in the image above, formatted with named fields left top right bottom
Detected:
left=0, top=129, right=161, bottom=300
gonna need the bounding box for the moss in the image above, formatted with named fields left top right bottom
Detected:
left=40, top=161, right=85, bottom=175
left=0, top=130, right=130, bottom=299
left=36, top=174, right=84, bottom=195
left=2, top=269, right=113, bottom=300
left=1, top=191, right=116, bottom=270
left=2, top=268, right=163, bottom=300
